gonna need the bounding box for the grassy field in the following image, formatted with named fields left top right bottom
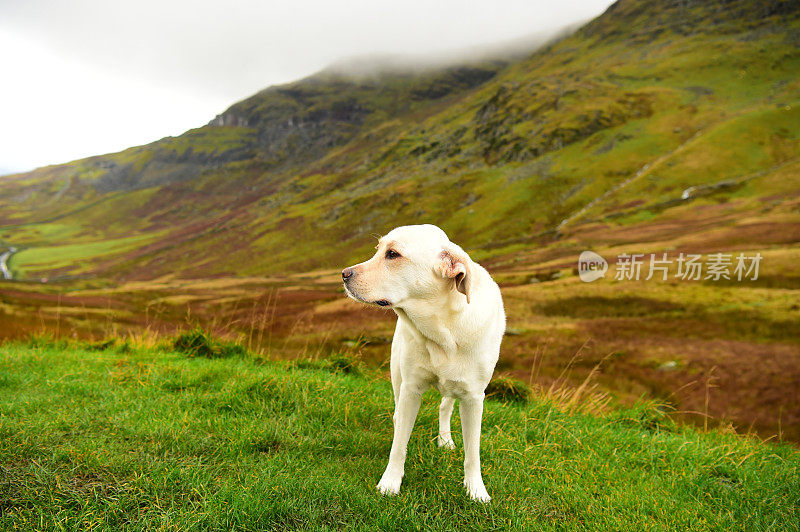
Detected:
left=1, top=338, right=798, bottom=530
left=2, top=235, right=798, bottom=443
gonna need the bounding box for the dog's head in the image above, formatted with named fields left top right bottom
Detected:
left=342, top=224, right=473, bottom=308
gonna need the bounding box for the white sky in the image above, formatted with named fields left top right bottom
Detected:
left=0, top=0, right=614, bottom=174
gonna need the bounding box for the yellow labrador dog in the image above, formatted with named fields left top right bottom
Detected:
left=342, top=224, right=505, bottom=502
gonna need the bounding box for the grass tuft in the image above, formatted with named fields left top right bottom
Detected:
left=173, top=327, right=246, bottom=358
left=86, top=339, right=116, bottom=351
left=485, top=376, right=531, bottom=403
left=295, top=351, right=363, bottom=375
left=24, top=333, right=68, bottom=350
left=611, top=400, right=678, bottom=433
left=327, top=352, right=363, bottom=375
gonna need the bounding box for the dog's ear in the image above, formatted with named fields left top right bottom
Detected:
left=439, top=247, right=472, bottom=304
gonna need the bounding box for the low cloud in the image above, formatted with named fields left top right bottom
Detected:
left=0, top=0, right=614, bottom=171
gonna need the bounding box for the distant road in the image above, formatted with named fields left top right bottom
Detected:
left=1, top=247, right=17, bottom=280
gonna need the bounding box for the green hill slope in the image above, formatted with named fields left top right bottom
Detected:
left=1, top=0, right=799, bottom=281
left=1, top=340, right=797, bottom=529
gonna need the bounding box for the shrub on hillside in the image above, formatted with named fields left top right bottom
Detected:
left=294, top=352, right=362, bottom=375
left=485, top=376, right=531, bottom=403
left=327, top=352, right=362, bottom=375
left=173, top=328, right=246, bottom=358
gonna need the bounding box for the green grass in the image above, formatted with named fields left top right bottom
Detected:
left=1, top=340, right=798, bottom=530
left=9, top=233, right=157, bottom=278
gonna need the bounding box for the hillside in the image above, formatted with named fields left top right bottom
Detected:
left=0, top=0, right=798, bottom=281
left=0, top=60, right=508, bottom=279
left=1, top=339, right=798, bottom=529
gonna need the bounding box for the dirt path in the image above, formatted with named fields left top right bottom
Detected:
left=557, top=129, right=704, bottom=231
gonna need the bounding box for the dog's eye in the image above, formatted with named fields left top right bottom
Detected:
left=385, top=249, right=401, bottom=260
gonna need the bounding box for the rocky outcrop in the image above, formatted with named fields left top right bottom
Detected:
left=473, top=83, right=655, bottom=165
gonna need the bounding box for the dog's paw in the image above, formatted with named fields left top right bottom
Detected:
left=464, top=476, right=491, bottom=503
left=376, top=474, right=402, bottom=496
left=437, top=435, right=456, bottom=449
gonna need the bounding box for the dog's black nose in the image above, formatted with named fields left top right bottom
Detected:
left=342, top=267, right=354, bottom=281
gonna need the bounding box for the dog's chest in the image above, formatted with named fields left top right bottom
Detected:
left=420, top=341, right=470, bottom=394
left=397, top=312, right=480, bottom=395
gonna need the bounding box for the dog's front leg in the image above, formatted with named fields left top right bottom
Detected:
left=377, top=384, right=422, bottom=496
left=460, top=393, right=490, bottom=502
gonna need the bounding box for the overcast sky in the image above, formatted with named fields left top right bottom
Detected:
left=0, top=0, right=614, bottom=174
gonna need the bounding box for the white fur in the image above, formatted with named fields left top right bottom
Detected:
left=343, top=224, right=505, bottom=502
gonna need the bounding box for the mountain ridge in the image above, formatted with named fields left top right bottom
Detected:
left=1, top=0, right=798, bottom=281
